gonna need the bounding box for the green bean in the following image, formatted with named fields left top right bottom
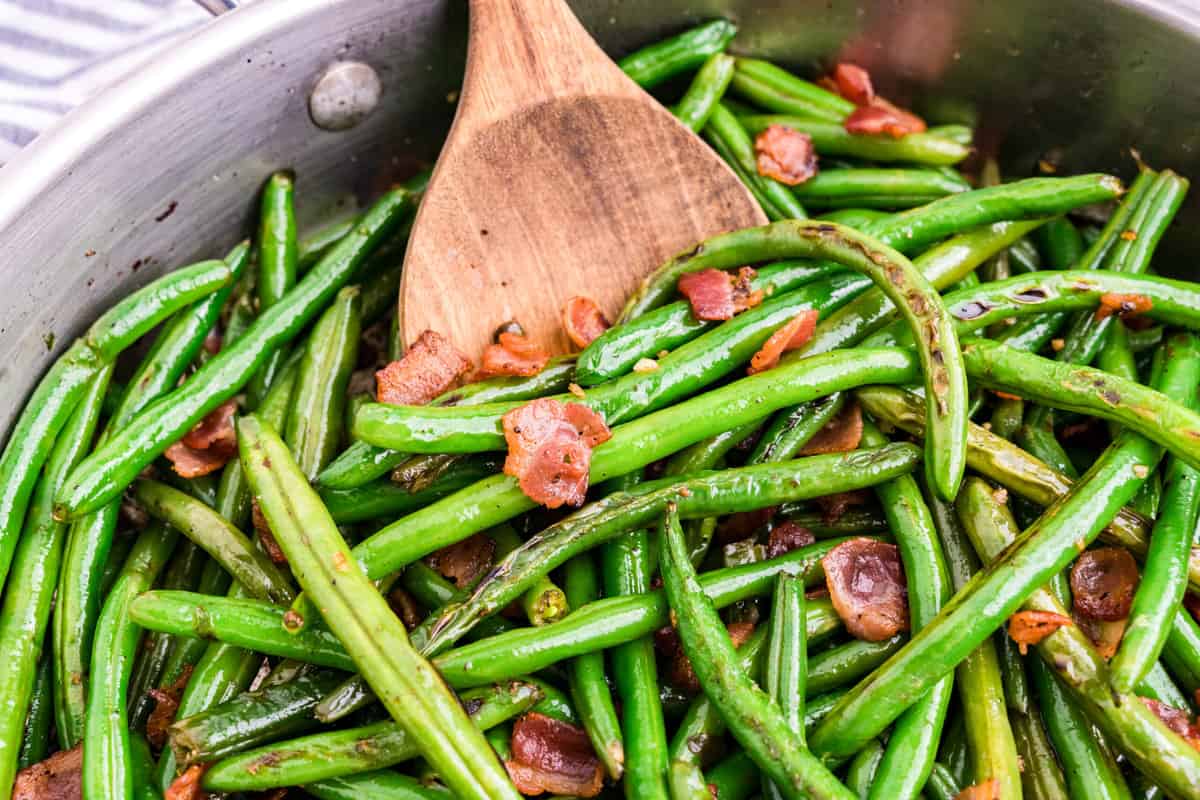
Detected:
left=739, top=115, right=970, bottom=165
left=166, top=668, right=343, bottom=767
left=420, top=445, right=918, bottom=654
left=401, top=562, right=515, bottom=641
left=577, top=259, right=828, bottom=385
left=345, top=348, right=919, bottom=590
left=670, top=760, right=712, bottom=799
left=315, top=358, right=576, bottom=491
left=248, top=171, right=299, bottom=406
left=1139, top=660, right=1193, bottom=711
left=792, top=168, right=969, bottom=209
left=82, top=522, right=180, bottom=800
left=929, top=484, right=1021, bottom=799
left=1163, top=609, right=1200, bottom=696
left=152, top=558, right=231, bottom=693
left=704, top=752, right=758, bottom=800
left=132, top=479, right=294, bottom=604
left=675, top=53, right=736, bottom=131
left=1112, top=336, right=1200, bottom=690
left=58, top=185, right=417, bottom=518
left=846, top=740, right=885, bottom=798
left=705, top=103, right=808, bottom=220
left=127, top=540, right=208, bottom=728
left=238, top=417, right=519, bottom=800
left=855, top=424, right=952, bottom=800
left=1010, top=704, right=1070, bottom=800
left=661, top=507, right=854, bottom=799
left=924, top=763, right=963, bottom=800
left=0, top=363, right=109, bottom=795
left=306, top=771, right=452, bottom=800
left=749, top=393, right=845, bottom=465
left=321, top=458, right=499, bottom=524
left=928, top=124, right=975, bottom=145
left=618, top=19, right=737, bottom=89
left=522, top=676, right=578, bottom=724
left=129, top=732, right=159, bottom=800
left=299, top=215, right=358, bottom=267
left=728, top=58, right=855, bottom=122
left=18, top=643, right=53, bottom=768
left=808, top=407, right=1168, bottom=760
left=938, top=714, right=970, bottom=788
left=564, top=554, right=624, bottom=780
left=359, top=257, right=404, bottom=324
left=959, top=477, right=1200, bottom=798
left=1009, top=236, right=1042, bottom=274
left=763, top=575, right=807, bottom=800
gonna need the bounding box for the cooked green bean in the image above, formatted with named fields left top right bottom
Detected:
left=320, top=456, right=499, bottom=524
left=618, top=19, right=737, bottom=89
left=763, top=575, right=807, bottom=800
left=661, top=507, right=854, bottom=799
left=675, top=53, right=736, bottom=132
left=791, top=168, right=969, bottom=209
left=749, top=393, right=844, bottom=464
left=705, top=103, right=808, bottom=220
left=729, top=58, right=855, bottom=122
left=248, top=171, right=299, bottom=406
left=237, top=417, right=519, bottom=800
left=739, top=115, right=969, bottom=165
left=18, top=649, right=52, bottom=768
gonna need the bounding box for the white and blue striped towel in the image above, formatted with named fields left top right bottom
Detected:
left=0, top=0, right=208, bottom=164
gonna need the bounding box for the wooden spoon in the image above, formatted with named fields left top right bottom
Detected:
left=399, top=0, right=765, bottom=361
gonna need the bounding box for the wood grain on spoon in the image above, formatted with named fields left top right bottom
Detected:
left=399, top=0, right=766, bottom=361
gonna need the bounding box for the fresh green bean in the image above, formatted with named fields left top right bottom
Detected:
left=238, top=417, right=519, bottom=800
left=661, top=507, right=854, bottom=799
left=728, top=58, right=855, bottom=122
left=763, top=575, right=806, bottom=800
left=739, top=115, right=971, bottom=165
left=132, top=479, right=294, bottom=604
left=618, top=19, right=737, bottom=89
left=82, top=523, right=180, bottom=800
left=705, top=103, right=808, bottom=220
left=0, top=364, right=109, bottom=795
left=58, top=185, right=417, bottom=518
left=675, top=53, right=736, bottom=131
left=564, top=554, right=624, bottom=780
left=420, top=446, right=918, bottom=654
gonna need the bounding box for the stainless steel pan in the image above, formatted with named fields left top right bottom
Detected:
left=2, top=0, right=1199, bottom=437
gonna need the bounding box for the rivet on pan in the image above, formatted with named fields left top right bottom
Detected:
left=309, top=61, right=382, bottom=131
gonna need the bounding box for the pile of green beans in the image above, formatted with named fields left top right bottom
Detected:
left=5, top=17, right=1200, bottom=800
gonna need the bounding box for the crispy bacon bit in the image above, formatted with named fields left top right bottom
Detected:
left=13, top=745, right=82, bottom=800
left=754, top=125, right=818, bottom=185
left=767, top=521, right=816, bottom=558
left=387, top=586, right=423, bottom=629
left=799, top=402, right=863, bottom=456
left=1071, top=547, right=1139, bottom=621
left=165, top=765, right=207, bottom=800
left=832, top=63, right=875, bottom=106
left=1076, top=615, right=1127, bottom=659
left=715, top=507, right=776, bottom=545
left=203, top=327, right=222, bottom=355
left=426, top=532, right=496, bottom=589
left=814, top=489, right=871, bottom=524
left=251, top=501, right=288, bottom=565
left=822, top=538, right=909, bottom=641
left=1095, top=293, right=1154, bottom=321
left=146, top=665, right=193, bottom=748
left=844, top=98, right=927, bottom=138
left=748, top=310, right=820, bottom=375
left=657, top=621, right=756, bottom=693
left=954, top=779, right=1000, bottom=800
left=1007, top=610, right=1073, bottom=655
left=678, top=268, right=763, bottom=322
left=502, top=399, right=611, bottom=509
left=479, top=333, right=551, bottom=378
left=562, top=296, right=611, bottom=349
left=505, top=712, right=604, bottom=797
left=376, top=330, right=473, bottom=406
left=1141, top=698, right=1200, bottom=750
left=165, top=399, right=238, bottom=478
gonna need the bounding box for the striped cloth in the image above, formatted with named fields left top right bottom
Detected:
left=0, top=0, right=208, bottom=164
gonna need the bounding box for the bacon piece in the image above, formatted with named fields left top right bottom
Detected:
left=954, top=779, right=1000, bottom=800
left=1076, top=615, right=1127, bottom=659
left=715, top=507, right=776, bottom=545
left=1071, top=547, right=1139, bottom=621
left=657, top=621, right=755, bottom=693
left=426, top=532, right=496, bottom=589
left=748, top=310, right=820, bottom=374
left=678, top=268, right=763, bottom=322
left=822, top=538, right=909, bottom=641
left=767, top=521, right=816, bottom=558
left=1185, top=592, right=1200, bottom=624
left=562, top=296, right=611, bottom=349
left=251, top=501, right=288, bottom=565
left=754, top=125, right=818, bottom=185
left=799, top=401, right=863, bottom=456
left=146, top=665, right=193, bottom=749
left=502, top=399, right=612, bottom=508
left=1141, top=698, right=1200, bottom=750
left=845, top=99, right=927, bottom=138
left=832, top=63, right=875, bottom=106
left=376, top=330, right=473, bottom=406
left=814, top=489, right=871, bottom=524
left=505, top=712, right=604, bottom=797
left=1095, top=293, right=1154, bottom=321
left=165, top=399, right=238, bottom=478
left=165, top=765, right=207, bottom=800
left=387, top=586, right=423, bottom=629
left=478, top=333, right=551, bottom=378
left=1007, top=610, right=1073, bottom=655
left=12, top=746, right=82, bottom=800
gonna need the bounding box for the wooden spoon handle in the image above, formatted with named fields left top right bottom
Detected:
left=464, top=0, right=635, bottom=123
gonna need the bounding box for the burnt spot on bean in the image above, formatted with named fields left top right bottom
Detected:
left=1012, top=287, right=1047, bottom=303
left=953, top=300, right=995, bottom=320
left=1102, top=390, right=1121, bottom=405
